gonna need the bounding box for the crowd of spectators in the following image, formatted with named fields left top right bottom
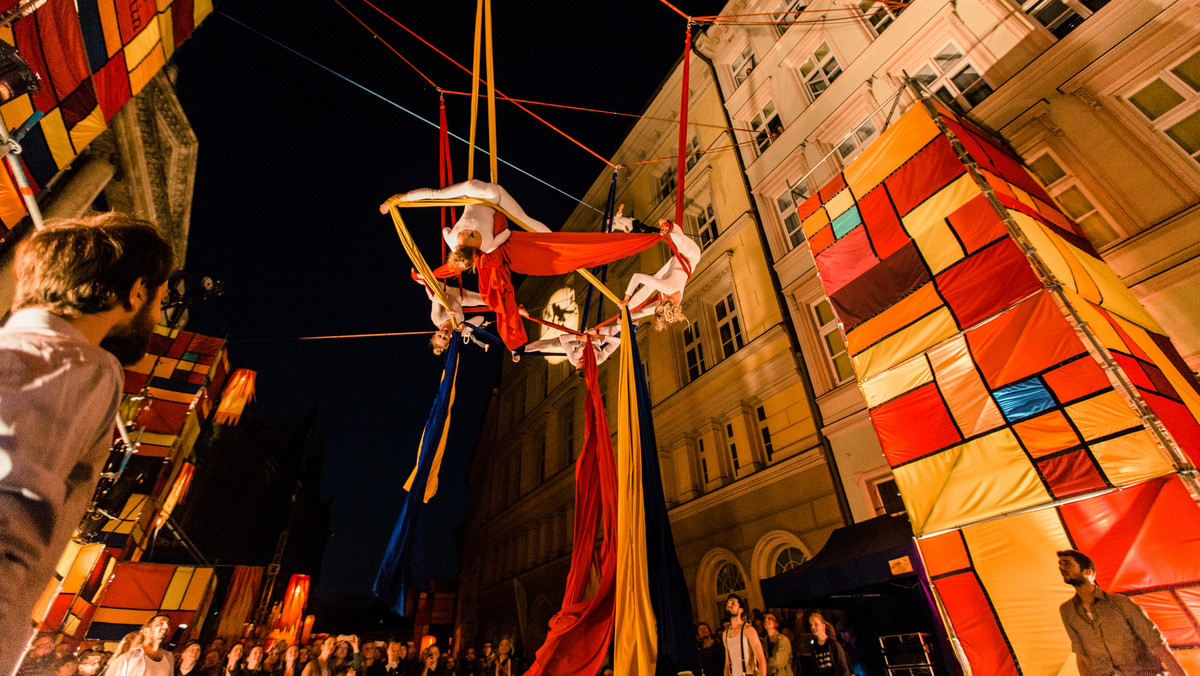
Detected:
left=13, top=630, right=523, bottom=676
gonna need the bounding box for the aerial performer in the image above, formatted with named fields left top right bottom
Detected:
left=390, top=179, right=551, bottom=271
left=415, top=274, right=488, bottom=355
left=520, top=325, right=622, bottom=369
left=623, top=220, right=703, bottom=329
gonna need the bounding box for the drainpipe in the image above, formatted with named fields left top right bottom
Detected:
left=689, top=30, right=854, bottom=526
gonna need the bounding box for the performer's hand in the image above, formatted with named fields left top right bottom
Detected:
left=518, top=306, right=530, bottom=318
left=658, top=219, right=672, bottom=235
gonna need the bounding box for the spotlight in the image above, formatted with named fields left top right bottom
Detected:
left=0, top=41, right=39, bottom=104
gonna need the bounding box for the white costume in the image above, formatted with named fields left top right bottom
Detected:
left=524, top=326, right=621, bottom=369
left=401, top=179, right=551, bottom=253
left=624, top=223, right=703, bottom=320
left=420, top=278, right=487, bottom=328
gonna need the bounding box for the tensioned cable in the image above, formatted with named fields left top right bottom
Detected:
left=232, top=330, right=437, bottom=343
left=217, top=12, right=601, bottom=213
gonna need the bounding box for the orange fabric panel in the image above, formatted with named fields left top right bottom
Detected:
left=846, top=282, right=943, bottom=356
left=1130, top=591, right=1200, bottom=646
left=967, top=291, right=1086, bottom=389
left=918, top=530, right=971, bottom=577
left=1042, top=357, right=1112, bottom=404
left=103, top=562, right=174, bottom=608
left=927, top=334, right=1006, bottom=438
left=1013, top=410, right=1081, bottom=458
left=844, top=103, right=941, bottom=197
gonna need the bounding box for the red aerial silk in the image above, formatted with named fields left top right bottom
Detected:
left=430, top=226, right=665, bottom=349
left=523, top=342, right=618, bottom=676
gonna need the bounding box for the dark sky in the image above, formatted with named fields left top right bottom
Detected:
left=171, top=0, right=725, bottom=618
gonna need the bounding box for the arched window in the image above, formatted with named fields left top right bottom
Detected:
left=716, top=562, right=746, bottom=596
left=774, top=547, right=806, bottom=575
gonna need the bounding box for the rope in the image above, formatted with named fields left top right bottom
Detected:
left=674, top=22, right=692, bottom=228
left=656, top=0, right=690, bottom=20
left=469, top=0, right=483, bottom=179
left=233, top=330, right=437, bottom=343
left=485, top=0, right=499, bottom=182
left=332, top=0, right=437, bottom=88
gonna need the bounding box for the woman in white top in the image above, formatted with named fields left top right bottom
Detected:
left=520, top=326, right=621, bottom=369
left=623, top=221, right=703, bottom=329
left=724, top=594, right=767, bottom=676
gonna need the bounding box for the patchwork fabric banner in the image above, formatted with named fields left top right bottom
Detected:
left=0, top=0, right=212, bottom=234
left=801, top=100, right=1200, bottom=675
left=86, top=561, right=216, bottom=642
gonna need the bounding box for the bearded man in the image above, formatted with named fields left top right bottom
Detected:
left=0, top=214, right=174, bottom=675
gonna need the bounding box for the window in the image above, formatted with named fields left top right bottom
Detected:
left=836, top=118, right=879, bottom=163
left=774, top=547, right=806, bottom=575
left=872, top=477, right=906, bottom=516
left=715, top=293, right=745, bottom=359
left=800, top=43, right=842, bottom=99
left=715, top=562, right=746, bottom=596
left=731, top=45, right=756, bottom=88
left=535, top=438, right=546, bottom=483
left=699, top=439, right=710, bottom=483
left=859, top=0, right=904, bottom=34
left=658, top=168, right=678, bottom=202
left=757, top=406, right=774, bottom=461
left=772, top=0, right=807, bottom=37
left=685, top=134, right=703, bottom=171
left=1125, top=50, right=1200, bottom=165
left=564, top=407, right=577, bottom=460
left=1020, top=0, right=1108, bottom=39
left=812, top=299, right=854, bottom=383
left=1026, top=151, right=1119, bottom=247
left=726, top=423, right=740, bottom=472
left=776, top=181, right=812, bottom=250
left=683, top=321, right=707, bottom=382
left=694, top=203, right=719, bottom=250
left=912, top=43, right=993, bottom=113
left=751, top=101, right=784, bottom=154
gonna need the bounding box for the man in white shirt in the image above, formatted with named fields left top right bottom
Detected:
left=104, top=615, right=175, bottom=676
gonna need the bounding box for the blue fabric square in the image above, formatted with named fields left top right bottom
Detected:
left=993, top=377, right=1056, bottom=422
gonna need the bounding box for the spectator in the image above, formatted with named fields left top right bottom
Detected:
left=54, top=659, right=75, bottom=676
left=485, top=640, right=516, bottom=676
left=277, top=645, right=302, bottom=676
left=696, top=623, right=724, bottom=676
left=329, top=637, right=360, bottom=675
left=201, top=651, right=221, bottom=672
left=76, top=651, right=103, bottom=676
left=806, top=612, right=849, bottom=676
left=454, top=649, right=474, bottom=676
left=301, top=637, right=335, bottom=676
left=113, top=633, right=144, bottom=661
left=0, top=215, right=174, bottom=675
left=245, top=646, right=266, bottom=676
left=763, top=614, right=792, bottom=676
left=415, top=647, right=443, bottom=676
left=218, top=643, right=244, bottom=676
left=175, top=642, right=202, bottom=676
left=105, top=615, right=174, bottom=676
left=369, top=638, right=406, bottom=676
left=16, top=635, right=58, bottom=676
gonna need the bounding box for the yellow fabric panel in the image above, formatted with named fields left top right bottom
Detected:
left=182, top=568, right=214, bottom=611
left=123, top=21, right=161, bottom=73
left=928, top=334, right=1006, bottom=438
left=1, top=95, right=33, bottom=132
left=1010, top=183, right=1038, bottom=210
left=1112, top=313, right=1200, bottom=416
left=0, top=161, right=25, bottom=228
left=802, top=207, right=830, bottom=238
left=824, top=189, right=854, bottom=223
left=68, top=107, right=106, bottom=154
left=194, top=0, right=214, bottom=24
left=148, top=388, right=197, bottom=404
left=846, top=282, right=944, bottom=356
left=893, top=429, right=1049, bottom=536
left=136, top=431, right=178, bottom=448
left=158, top=12, right=174, bottom=61
left=852, top=307, right=958, bottom=381
left=54, top=541, right=84, bottom=579
left=61, top=544, right=105, bottom=595
left=92, top=608, right=155, bottom=625
left=614, top=310, right=657, bottom=675
left=96, top=0, right=121, bottom=57
left=41, top=108, right=76, bottom=168
left=62, top=614, right=81, bottom=636
left=1013, top=411, right=1080, bottom=458
left=1010, top=212, right=1079, bottom=300
left=1176, top=648, right=1200, bottom=676
left=845, top=105, right=941, bottom=196
left=1061, top=290, right=1124, bottom=355
left=1089, top=430, right=1173, bottom=487
left=0, top=27, right=12, bottom=45
left=901, top=174, right=974, bottom=274
left=1065, top=390, right=1141, bottom=441
left=162, top=567, right=193, bottom=611
left=31, top=579, right=59, bottom=625
left=860, top=354, right=933, bottom=409
left=1046, top=230, right=1100, bottom=302
left=961, top=509, right=1075, bottom=676
left=129, top=44, right=166, bottom=96
left=1066, top=242, right=1163, bottom=333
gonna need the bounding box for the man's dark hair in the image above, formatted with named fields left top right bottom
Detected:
left=1057, top=549, right=1096, bottom=572
left=386, top=637, right=403, bottom=646
left=13, top=213, right=174, bottom=317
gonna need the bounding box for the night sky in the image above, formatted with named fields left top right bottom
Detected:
left=171, top=0, right=726, bottom=619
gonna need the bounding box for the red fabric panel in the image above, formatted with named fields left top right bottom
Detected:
left=935, top=573, right=1019, bottom=676
left=34, top=0, right=91, bottom=105
left=503, top=231, right=663, bottom=276
left=990, top=185, right=1096, bottom=254
left=135, top=398, right=191, bottom=434
left=188, top=334, right=226, bottom=356
left=1141, top=390, right=1200, bottom=467
left=815, top=227, right=878, bottom=296
left=59, top=82, right=98, bottom=128
left=830, top=242, right=932, bottom=331
left=1171, top=588, right=1200, bottom=645
left=1149, top=331, right=1200, bottom=401
left=1060, top=477, right=1200, bottom=592
left=172, top=0, right=196, bottom=47
left=967, top=292, right=1086, bottom=389
left=123, top=370, right=148, bottom=395
left=870, top=383, right=962, bottom=465
left=104, top=563, right=175, bottom=608
left=167, top=332, right=193, bottom=359
left=859, top=184, right=908, bottom=259
left=115, top=0, right=156, bottom=44
left=1130, top=591, right=1200, bottom=646
left=818, top=173, right=846, bottom=202
left=94, top=54, right=132, bottom=123
left=1142, top=362, right=1180, bottom=401
left=885, top=137, right=966, bottom=216
left=919, top=531, right=971, bottom=577
left=808, top=225, right=834, bottom=255
left=1043, top=358, right=1111, bottom=404
left=935, top=239, right=1042, bottom=329
left=43, top=593, right=73, bottom=631
left=1035, top=450, right=1106, bottom=499
left=796, top=192, right=822, bottom=223
left=1112, top=352, right=1155, bottom=391
left=12, top=14, right=56, bottom=112
left=947, top=194, right=1007, bottom=254
left=524, top=344, right=617, bottom=676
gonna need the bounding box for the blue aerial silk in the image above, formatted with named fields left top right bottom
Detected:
left=373, top=336, right=460, bottom=614
left=628, top=332, right=702, bottom=676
